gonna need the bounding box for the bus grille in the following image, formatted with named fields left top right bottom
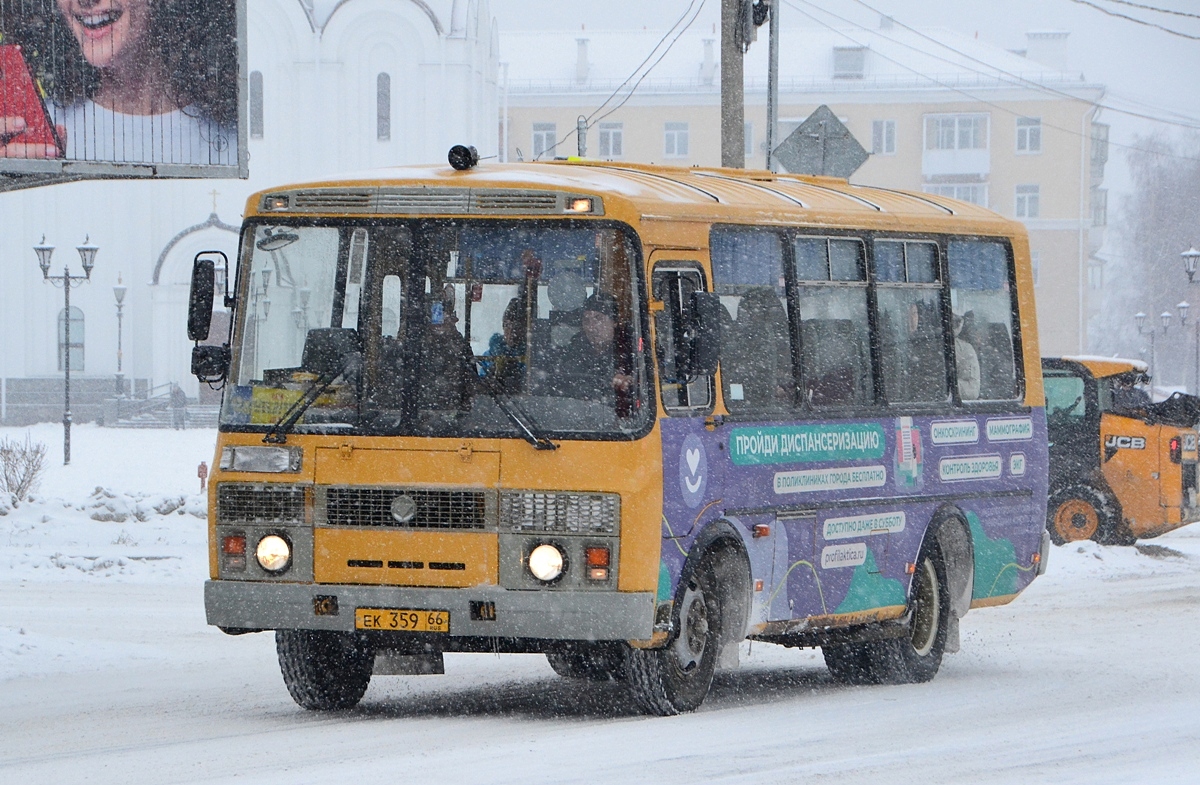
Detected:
left=323, top=488, right=488, bottom=530
left=217, top=484, right=305, bottom=523
left=500, top=491, right=620, bottom=535
left=271, top=188, right=597, bottom=216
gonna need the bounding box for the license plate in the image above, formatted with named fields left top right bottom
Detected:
left=355, top=607, right=449, bottom=633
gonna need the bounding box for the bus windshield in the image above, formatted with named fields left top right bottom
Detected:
left=220, top=220, right=649, bottom=440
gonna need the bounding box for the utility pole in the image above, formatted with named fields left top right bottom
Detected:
left=765, top=0, right=779, bottom=171
left=721, top=0, right=745, bottom=168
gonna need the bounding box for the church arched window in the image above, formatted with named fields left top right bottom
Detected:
left=377, top=73, right=391, bottom=141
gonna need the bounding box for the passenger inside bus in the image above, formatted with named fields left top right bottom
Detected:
left=414, top=284, right=477, bottom=413
left=953, top=312, right=981, bottom=400
left=480, top=297, right=528, bottom=393
left=721, top=287, right=793, bottom=410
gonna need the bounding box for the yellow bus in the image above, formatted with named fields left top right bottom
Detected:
left=188, top=153, right=1049, bottom=715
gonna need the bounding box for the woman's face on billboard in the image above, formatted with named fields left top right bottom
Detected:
left=56, top=0, right=153, bottom=70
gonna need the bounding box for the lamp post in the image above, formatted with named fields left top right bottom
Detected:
left=113, top=275, right=126, bottom=397
left=35, top=236, right=97, bottom=466
left=1180, top=247, right=1200, bottom=393
left=1134, top=310, right=1171, bottom=387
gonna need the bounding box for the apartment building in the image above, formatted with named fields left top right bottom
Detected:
left=500, top=24, right=1107, bottom=356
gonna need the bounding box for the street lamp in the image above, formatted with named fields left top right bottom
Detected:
left=35, top=235, right=97, bottom=466
left=113, top=275, right=126, bottom=397
left=1181, top=247, right=1200, bottom=283
left=1134, top=310, right=1170, bottom=386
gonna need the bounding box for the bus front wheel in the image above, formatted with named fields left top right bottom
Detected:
left=276, top=629, right=373, bottom=710
left=623, top=559, right=724, bottom=715
left=823, top=544, right=949, bottom=685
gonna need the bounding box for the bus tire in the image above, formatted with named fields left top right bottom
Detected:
left=1047, top=485, right=1115, bottom=545
left=623, top=556, right=724, bottom=715
left=823, top=543, right=949, bottom=685
left=276, top=629, right=373, bottom=711
left=545, top=642, right=625, bottom=681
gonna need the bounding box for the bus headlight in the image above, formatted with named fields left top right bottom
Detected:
left=527, top=543, right=566, bottom=582
left=255, top=534, right=292, bottom=573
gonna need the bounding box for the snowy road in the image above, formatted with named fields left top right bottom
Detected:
left=2, top=426, right=1200, bottom=783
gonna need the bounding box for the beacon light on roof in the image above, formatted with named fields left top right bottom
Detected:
left=448, top=144, right=480, bottom=171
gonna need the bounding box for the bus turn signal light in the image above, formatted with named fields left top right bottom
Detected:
left=585, top=546, right=610, bottom=581
left=222, top=535, right=246, bottom=555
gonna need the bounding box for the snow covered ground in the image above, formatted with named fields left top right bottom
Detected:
left=2, top=424, right=1200, bottom=783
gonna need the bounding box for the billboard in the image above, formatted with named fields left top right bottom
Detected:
left=0, top=0, right=246, bottom=185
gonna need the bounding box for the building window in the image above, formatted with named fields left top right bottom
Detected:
left=1089, top=260, right=1104, bottom=290
left=923, top=183, right=989, bottom=207
left=925, top=114, right=988, bottom=151
left=833, top=46, right=866, bottom=79
left=377, top=73, right=391, bottom=141
left=1016, top=117, right=1041, bottom=153
left=248, top=70, right=264, bottom=139
left=57, top=306, right=84, bottom=372
left=598, top=122, right=623, bottom=158
left=744, top=122, right=754, bottom=157
left=1030, top=250, right=1041, bottom=287
left=872, top=119, right=896, bottom=155
left=1015, top=184, right=1040, bottom=218
left=1091, top=186, right=1108, bottom=227
left=532, top=123, right=557, bottom=159
left=664, top=122, right=689, bottom=158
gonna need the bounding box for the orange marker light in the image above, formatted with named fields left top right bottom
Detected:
left=1032, top=552, right=1041, bottom=564
left=754, top=579, right=764, bottom=592
left=905, top=562, right=917, bottom=574
left=585, top=546, right=610, bottom=568
left=752, top=523, right=771, bottom=538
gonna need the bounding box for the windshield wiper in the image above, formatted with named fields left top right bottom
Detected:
left=477, top=375, right=557, bottom=451
left=262, top=365, right=347, bottom=444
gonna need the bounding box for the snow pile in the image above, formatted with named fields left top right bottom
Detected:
left=0, top=424, right=215, bottom=585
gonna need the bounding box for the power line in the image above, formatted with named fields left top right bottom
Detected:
left=1066, top=0, right=1200, bottom=39
left=781, top=0, right=1200, bottom=163
left=590, top=0, right=708, bottom=126
left=1098, top=0, right=1200, bottom=21
left=535, top=0, right=706, bottom=160
left=842, top=0, right=1200, bottom=130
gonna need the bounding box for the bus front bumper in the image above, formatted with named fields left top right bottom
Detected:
left=205, top=580, right=656, bottom=641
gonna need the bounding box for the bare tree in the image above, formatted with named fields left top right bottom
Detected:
left=1093, top=133, right=1200, bottom=389
left=0, top=434, right=48, bottom=501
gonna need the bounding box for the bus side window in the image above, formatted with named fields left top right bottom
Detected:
left=652, top=266, right=712, bottom=412
left=710, top=228, right=793, bottom=413
left=794, top=236, right=873, bottom=406
left=947, top=240, right=1020, bottom=401
left=874, top=240, right=949, bottom=404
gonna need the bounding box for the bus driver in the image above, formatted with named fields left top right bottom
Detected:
left=554, top=292, right=632, bottom=402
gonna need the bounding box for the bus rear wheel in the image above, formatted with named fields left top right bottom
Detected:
left=276, top=629, right=373, bottom=711
left=623, top=561, right=723, bottom=715
left=824, top=545, right=949, bottom=685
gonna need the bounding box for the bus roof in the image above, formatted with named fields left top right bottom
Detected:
left=245, top=160, right=1021, bottom=237
left=1057, top=355, right=1149, bottom=379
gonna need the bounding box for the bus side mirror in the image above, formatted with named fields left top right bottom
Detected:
left=192, top=344, right=230, bottom=383
left=688, top=291, right=723, bottom=377
left=187, top=257, right=216, bottom=341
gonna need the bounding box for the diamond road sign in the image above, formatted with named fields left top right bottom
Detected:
left=772, top=105, right=869, bottom=178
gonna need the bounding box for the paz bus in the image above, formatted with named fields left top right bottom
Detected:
left=188, top=152, right=1050, bottom=715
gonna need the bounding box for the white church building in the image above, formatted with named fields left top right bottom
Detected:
left=0, top=0, right=498, bottom=425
